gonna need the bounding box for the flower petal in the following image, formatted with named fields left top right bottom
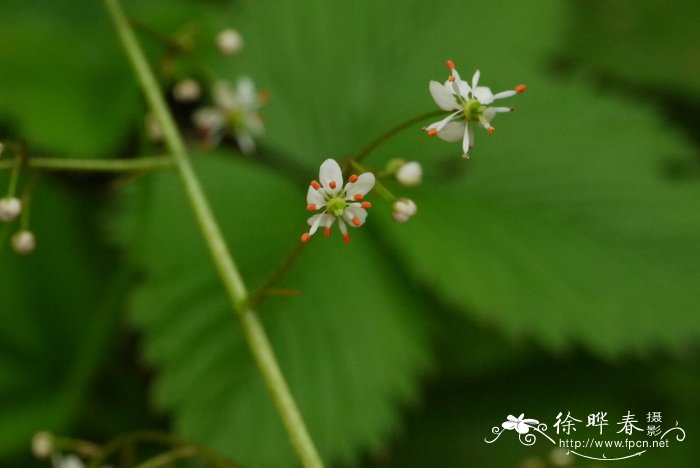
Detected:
left=429, top=81, right=460, bottom=111
left=471, top=69, right=481, bottom=91
left=345, top=204, right=368, bottom=226
left=306, top=185, right=325, bottom=206
left=515, top=422, right=531, bottom=434
left=467, top=124, right=474, bottom=148
left=502, top=421, right=517, bottom=430
left=319, top=159, right=344, bottom=194
left=437, top=120, right=466, bottom=142
left=492, top=89, right=517, bottom=100
left=462, top=123, right=471, bottom=155
left=345, top=172, right=375, bottom=199
left=473, top=86, right=495, bottom=105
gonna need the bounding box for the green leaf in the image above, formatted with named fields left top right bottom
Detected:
left=561, top=0, right=700, bottom=100
left=0, top=0, right=140, bottom=157
left=0, top=177, right=118, bottom=456
left=127, top=156, right=430, bottom=466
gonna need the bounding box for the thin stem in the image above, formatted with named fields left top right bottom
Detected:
left=0, top=156, right=173, bottom=173
left=249, top=243, right=305, bottom=309
left=353, top=109, right=444, bottom=164
left=133, top=446, right=197, bottom=468
left=103, top=1, right=324, bottom=467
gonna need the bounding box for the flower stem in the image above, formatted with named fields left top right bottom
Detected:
left=0, top=155, right=173, bottom=173
left=103, top=1, right=323, bottom=467
left=353, top=109, right=444, bottom=163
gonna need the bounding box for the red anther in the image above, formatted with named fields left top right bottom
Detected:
left=301, top=232, right=311, bottom=243
left=324, top=227, right=331, bottom=237
left=448, top=76, right=456, bottom=82
left=427, top=128, right=438, bottom=137
left=487, top=127, right=495, bottom=134
left=515, top=84, right=527, bottom=93
left=329, top=180, right=337, bottom=189
left=343, top=233, right=351, bottom=244
left=361, top=201, right=372, bottom=209
left=348, top=174, right=358, bottom=183
left=311, top=180, right=321, bottom=190
left=446, top=59, right=455, bottom=70
left=307, top=204, right=317, bottom=211
left=354, top=194, right=364, bottom=201
left=352, top=217, right=361, bottom=226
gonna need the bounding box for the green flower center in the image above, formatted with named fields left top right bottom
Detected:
left=326, top=197, right=346, bottom=217
left=462, top=99, right=485, bottom=122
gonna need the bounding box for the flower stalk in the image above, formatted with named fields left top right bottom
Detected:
left=103, top=1, right=323, bottom=467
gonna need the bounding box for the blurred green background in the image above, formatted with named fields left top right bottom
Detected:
left=1, top=0, right=699, bottom=466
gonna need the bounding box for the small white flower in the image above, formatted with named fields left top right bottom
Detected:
left=193, top=77, right=265, bottom=154
left=425, top=60, right=526, bottom=159
left=51, top=454, right=84, bottom=468
left=501, top=413, right=539, bottom=434
left=12, top=230, right=35, bottom=254
left=31, top=431, right=54, bottom=459
left=173, top=78, right=202, bottom=102
left=216, top=28, right=244, bottom=56
left=392, top=198, right=417, bottom=223
left=395, top=161, right=423, bottom=187
left=302, top=159, right=375, bottom=244
left=0, top=196, right=22, bottom=222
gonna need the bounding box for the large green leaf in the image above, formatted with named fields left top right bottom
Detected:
left=0, top=177, right=118, bottom=456
left=126, top=157, right=430, bottom=467
left=0, top=1, right=141, bottom=157
left=561, top=0, right=700, bottom=100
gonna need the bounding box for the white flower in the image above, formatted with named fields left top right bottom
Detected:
left=216, top=28, right=244, bottom=56
left=193, top=77, right=265, bottom=154
left=51, top=454, right=84, bottom=468
left=392, top=198, right=417, bottom=223
left=31, top=431, right=54, bottom=459
left=425, top=60, right=526, bottom=159
left=0, top=196, right=21, bottom=222
left=501, top=413, right=539, bottom=434
left=395, top=161, right=423, bottom=187
left=172, top=78, right=202, bottom=102
left=302, top=159, right=375, bottom=244
left=12, top=230, right=35, bottom=254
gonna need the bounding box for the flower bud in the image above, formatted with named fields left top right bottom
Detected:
left=173, top=78, right=202, bottom=102
left=392, top=198, right=417, bottom=223
left=216, top=28, right=243, bottom=56
left=0, top=197, right=22, bottom=222
left=395, top=161, right=423, bottom=187
left=12, top=230, right=35, bottom=254
left=31, top=431, right=54, bottom=459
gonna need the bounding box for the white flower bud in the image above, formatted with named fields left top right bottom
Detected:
left=31, top=431, right=54, bottom=459
left=12, top=230, right=35, bottom=254
left=216, top=28, right=243, bottom=56
left=173, top=78, right=201, bottom=102
left=0, top=197, right=22, bottom=222
left=392, top=198, right=417, bottom=223
left=395, top=161, right=423, bottom=187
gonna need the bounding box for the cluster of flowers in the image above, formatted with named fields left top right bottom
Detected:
left=146, top=27, right=267, bottom=156
left=300, top=60, right=524, bottom=244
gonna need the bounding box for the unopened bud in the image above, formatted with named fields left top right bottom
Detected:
left=392, top=198, right=417, bottom=223
left=173, top=78, right=201, bottom=102
left=31, top=431, right=54, bottom=459
left=12, top=230, right=35, bottom=254
left=395, top=161, right=423, bottom=187
left=0, top=197, right=22, bottom=222
left=216, top=28, right=243, bottom=56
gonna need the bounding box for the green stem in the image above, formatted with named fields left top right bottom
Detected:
left=133, top=446, right=198, bottom=468
left=353, top=109, right=444, bottom=163
left=249, top=242, right=305, bottom=309
left=103, top=1, right=323, bottom=467
left=0, top=156, right=173, bottom=173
